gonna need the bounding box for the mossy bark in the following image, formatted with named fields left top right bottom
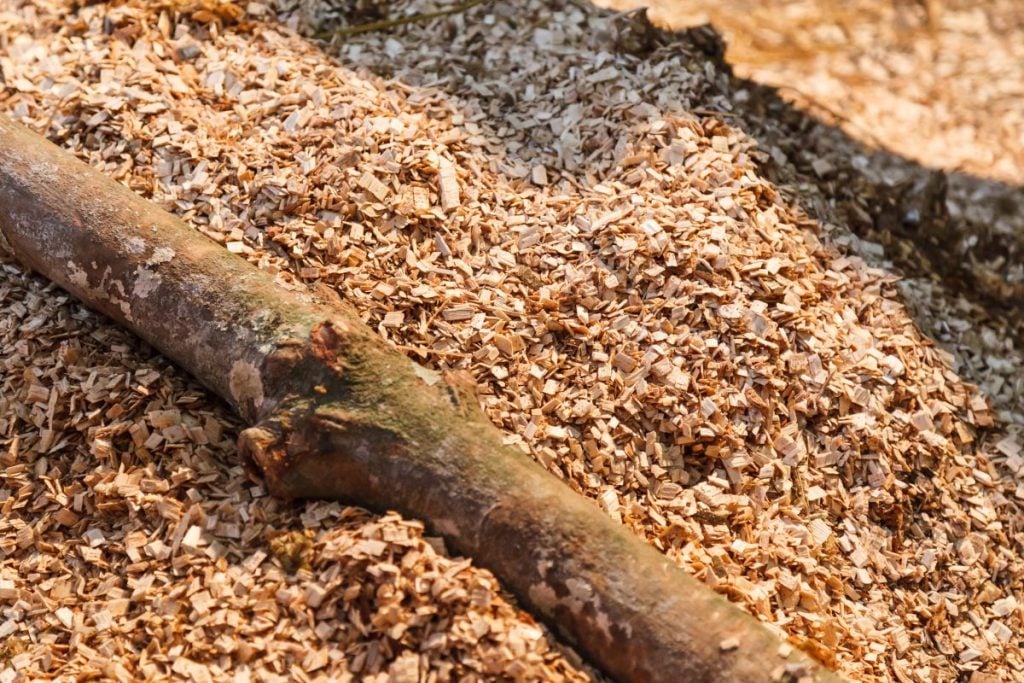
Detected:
left=0, top=115, right=843, bottom=683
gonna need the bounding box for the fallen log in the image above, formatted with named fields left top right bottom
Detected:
left=0, top=115, right=840, bottom=683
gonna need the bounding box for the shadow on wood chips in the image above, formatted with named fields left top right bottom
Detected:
left=308, top=0, right=1024, bottom=389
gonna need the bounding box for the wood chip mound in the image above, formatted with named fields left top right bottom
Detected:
left=0, top=0, right=1022, bottom=681
left=0, top=277, right=592, bottom=680
left=606, top=0, right=1024, bottom=185
left=602, top=0, right=1024, bottom=430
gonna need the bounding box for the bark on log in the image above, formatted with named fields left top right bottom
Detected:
left=0, top=115, right=842, bottom=683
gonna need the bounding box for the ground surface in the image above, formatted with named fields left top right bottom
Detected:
left=0, top=0, right=1022, bottom=681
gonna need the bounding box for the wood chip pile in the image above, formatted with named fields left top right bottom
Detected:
left=602, top=0, right=1024, bottom=430
left=0, top=0, right=1021, bottom=681
left=606, top=0, right=1024, bottom=185
left=0, top=268, right=593, bottom=678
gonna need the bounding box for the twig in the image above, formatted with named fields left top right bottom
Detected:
left=40, top=93, right=72, bottom=138
left=393, top=343, right=470, bottom=359
left=313, top=0, right=489, bottom=40
left=693, top=108, right=739, bottom=119
left=774, top=85, right=886, bottom=148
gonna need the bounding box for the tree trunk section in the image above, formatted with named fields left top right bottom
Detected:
left=0, top=115, right=842, bottom=683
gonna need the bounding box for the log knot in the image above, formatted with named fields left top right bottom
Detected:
left=238, top=424, right=288, bottom=494
left=229, top=359, right=265, bottom=419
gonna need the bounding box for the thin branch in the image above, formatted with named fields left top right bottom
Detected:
left=313, top=0, right=489, bottom=40
left=774, top=85, right=886, bottom=148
